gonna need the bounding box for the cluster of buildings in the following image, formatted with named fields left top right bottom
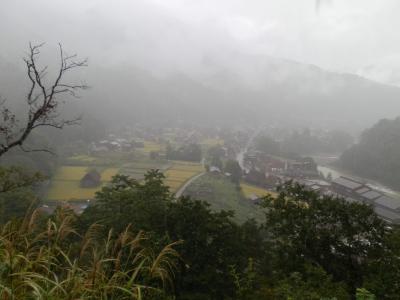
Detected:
left=89, top=136, right=144, bottom=153
left=330, top=176, right=400, bottom=223
left=242, top=150, right=400, bottom=224
left=244, top=151, right=319, bottom=178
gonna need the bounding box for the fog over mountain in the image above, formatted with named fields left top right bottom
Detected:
left=1, top=0, right=400, bottom=131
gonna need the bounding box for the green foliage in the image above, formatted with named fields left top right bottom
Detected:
left=81, top=170, right=171, bottom=233
left=166, top=197, right=261, bottom=299
left=262, top=182, right=388, bottom=296
left=340, top=117, right=400, bottom=189
left=166, top=143, right=202, bottom=162
left=0, top=166, right=44, bottom=193
left=356, top=288, right=376, bottom=300
left=224, top=159, right=242, bottom=184
left=0, top=166, right=44, bottom=223
left=273, top=264, right=350, bottom=300
left=207, top=145, right=225, bottom=169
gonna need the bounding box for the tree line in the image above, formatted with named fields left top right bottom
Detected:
left=1, top=168, right=400, bottom=299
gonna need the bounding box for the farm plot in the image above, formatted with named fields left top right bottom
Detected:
left=47, top=166, right=119, bottom=201
left=240, top=182, right=277, bottom=199
left=164, top=161, right=204, bottom=192
left=200, top=138, right=224, bottom=147
left=140, top=141, right=164, bottom=153
left=119, top=161, right=170, bottom=180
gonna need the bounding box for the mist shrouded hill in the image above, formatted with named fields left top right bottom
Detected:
left=2, top=50, right=400, bottom=131
left=2, top=0, right=400, bottom=131
left=76, top=52, right=400, bottom=131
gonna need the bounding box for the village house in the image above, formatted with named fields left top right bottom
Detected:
left=80, top=170, right=101, bottom=188
left=285, top=157, right=319, bottom=178
left=331, top=176, right=400, bottom=224
left=209, top=166, right=221, bottom=174
left=331, top=176, right=365, bottom=197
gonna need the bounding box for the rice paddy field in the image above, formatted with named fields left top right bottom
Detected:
left=140, top=141, right=164, bottom=153
left=47, top=166, right=119, bottom=201
left=164, top=161, right=204, bottom=192
left=47, top=158, right=167, bottom=201
left=240, top=183, right=277, bottom=199
left=47, top=154, right=203, bottom=200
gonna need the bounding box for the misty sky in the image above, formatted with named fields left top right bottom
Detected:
left=1, top=0, right=400, bottom=85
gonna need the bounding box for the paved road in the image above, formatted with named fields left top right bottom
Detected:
left=175, top=172, right=205, bottom=198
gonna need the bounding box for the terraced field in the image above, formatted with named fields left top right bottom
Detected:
left=164, top=161, right=204, bottom=192
left=120, top=161, right=170, bottom=180
left=141, top=141, right=164, bottom=153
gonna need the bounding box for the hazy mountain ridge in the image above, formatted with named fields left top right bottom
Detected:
left=80, top=53, right=400, bottom=130
left=2, top=53, right=400, bottom=130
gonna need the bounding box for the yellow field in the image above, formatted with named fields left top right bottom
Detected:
left=48, top=166, right=120, bottom=201
left=142, top=141, right=163, bottom=153
left=201, top=138, right=224, bottom=146
left=68, top=155, right=96, bottom=162
left=240, top=182, right=277, bottom=198
left=169, top=161, right=204, bottom=171
left=101, top=168, right=119, bottom=181
left=164, top=161, right=204, bottom=192
left=47, top=180, right=105, bottom=201
left=163, top=180, right=182, bottom=191
left=164, top=170, right=198, bottom=179
left=53, top=166, right=88, bottom=181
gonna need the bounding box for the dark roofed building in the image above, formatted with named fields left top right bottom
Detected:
left=374, top=207, right=400, bottom=224
left=332, top=176, right=364, bottom=190
left=375, top=196, right=400, bottom=212
left=360, top=190, right=382, bottom=203
left=80, top=170, right=101, bottom=188
left=356, top=186, right=371, bottom=195
left=331, top=176, right=365, bottom=196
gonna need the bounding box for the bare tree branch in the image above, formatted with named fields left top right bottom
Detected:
left=19, top=144, right=55, bottom=156
left=0, top=43, right=88, bottom=157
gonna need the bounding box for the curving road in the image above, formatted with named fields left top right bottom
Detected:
left=175, top=172, right=205, bottom=198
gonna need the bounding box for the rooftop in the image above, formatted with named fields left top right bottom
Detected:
left=332, top=176, right=364, bottom=190
left=375, top=206, right=400, bottom=223
left=361, top=190, right=382, bottom=200
left=356, top=187, right=371, bottom=194
left=375, top=196, right=400, bottom=211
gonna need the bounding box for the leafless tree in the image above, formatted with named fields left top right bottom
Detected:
left=0, top=43, right=88, bottom=157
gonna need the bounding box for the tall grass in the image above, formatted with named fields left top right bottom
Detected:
left=0, top=208, right=180, bottom=299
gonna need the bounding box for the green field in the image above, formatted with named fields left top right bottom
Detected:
left=184, top=174, right=264, bottom=223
